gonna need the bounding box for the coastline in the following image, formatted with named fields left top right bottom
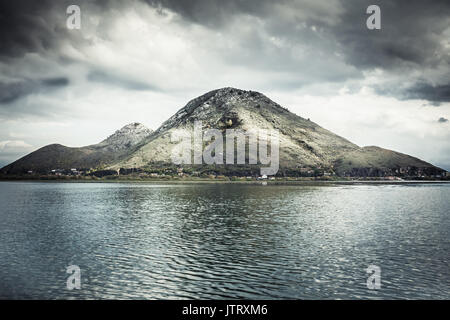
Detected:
left=1, top=177, right=449, bottom=185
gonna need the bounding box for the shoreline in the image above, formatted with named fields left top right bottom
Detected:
left=0, top=178, right=449, bottom=186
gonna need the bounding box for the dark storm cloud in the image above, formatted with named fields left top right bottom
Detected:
left=147, top=0, right=450, bottom=102
left=375, top=82, right=450, bottom=105
left=0, top=0, right=125, bottom=58
left=404, top=83, right=450, bottom=104
left=0, top=0, right=67, bottom=57
left=0, top=0, right=150, bottom=94
left=0, top=0, right=449, bottom=102
left=333, top=0, right=450, bottom=69
left=0, top=77, right=69, bottom=104
left=148, top=0, right=450, bottom=68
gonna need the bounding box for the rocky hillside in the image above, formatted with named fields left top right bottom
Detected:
left=96, top=122, right=153, bottom=152
left=1, top=88, right=445, bottom=177
left=111, top=88, right=444, bottom=177
left=0, top=123, right=152, bottom=174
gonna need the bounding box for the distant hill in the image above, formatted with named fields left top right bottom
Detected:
left=0, top=123, right=153, bottom=174
left=110, top=88, right=444, bottom=177
left=0, top=88, right=445, bottom=177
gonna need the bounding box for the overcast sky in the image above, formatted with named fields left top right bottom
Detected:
left=0, top=0, right=449, bottom=169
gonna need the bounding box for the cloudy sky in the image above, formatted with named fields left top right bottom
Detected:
left=0, top=0, right=449, bottom=169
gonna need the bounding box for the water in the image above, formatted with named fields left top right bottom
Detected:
left=0, top=181, right=449, bottom=299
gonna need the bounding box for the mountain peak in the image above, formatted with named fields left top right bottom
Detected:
left=182, top=87, right=276, bottom=112
left=155, top=87, right=288, bottom=133
left=198, top=87, right=269, bottom=103
left=212, top=87, right=259, bottom=96
left=121, top=122, right=146, bottom=130
left=100, top=122, right=153, bottom=148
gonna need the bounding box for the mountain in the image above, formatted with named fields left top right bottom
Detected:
left=0, top=88, right=445, bottom=177
left=0, top=123, right=152, bottom=174
left=110, top=88, right=444, bottom=177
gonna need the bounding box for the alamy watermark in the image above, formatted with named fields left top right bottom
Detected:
left=66, top=5, right=81, bottom=30
left=66, top=265, right=81, bottom=290
left=366, top=5, right=381, bottom=30
left=171, top=121, right=279, bottom=175
left=65, top=4, right=381, bottom=31
left=366, top=265, right=381, bottom=290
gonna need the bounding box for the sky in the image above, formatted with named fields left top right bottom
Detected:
left=0, top=0, right=449, bottom=169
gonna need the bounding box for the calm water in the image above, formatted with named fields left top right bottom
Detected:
left=0, top=181, right=449, bottom=299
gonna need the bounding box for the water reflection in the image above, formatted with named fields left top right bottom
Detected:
left=0, top=182, right=449, bottom=299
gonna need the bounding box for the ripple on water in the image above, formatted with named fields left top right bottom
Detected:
left=0, top=182, right=449, bottom=299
